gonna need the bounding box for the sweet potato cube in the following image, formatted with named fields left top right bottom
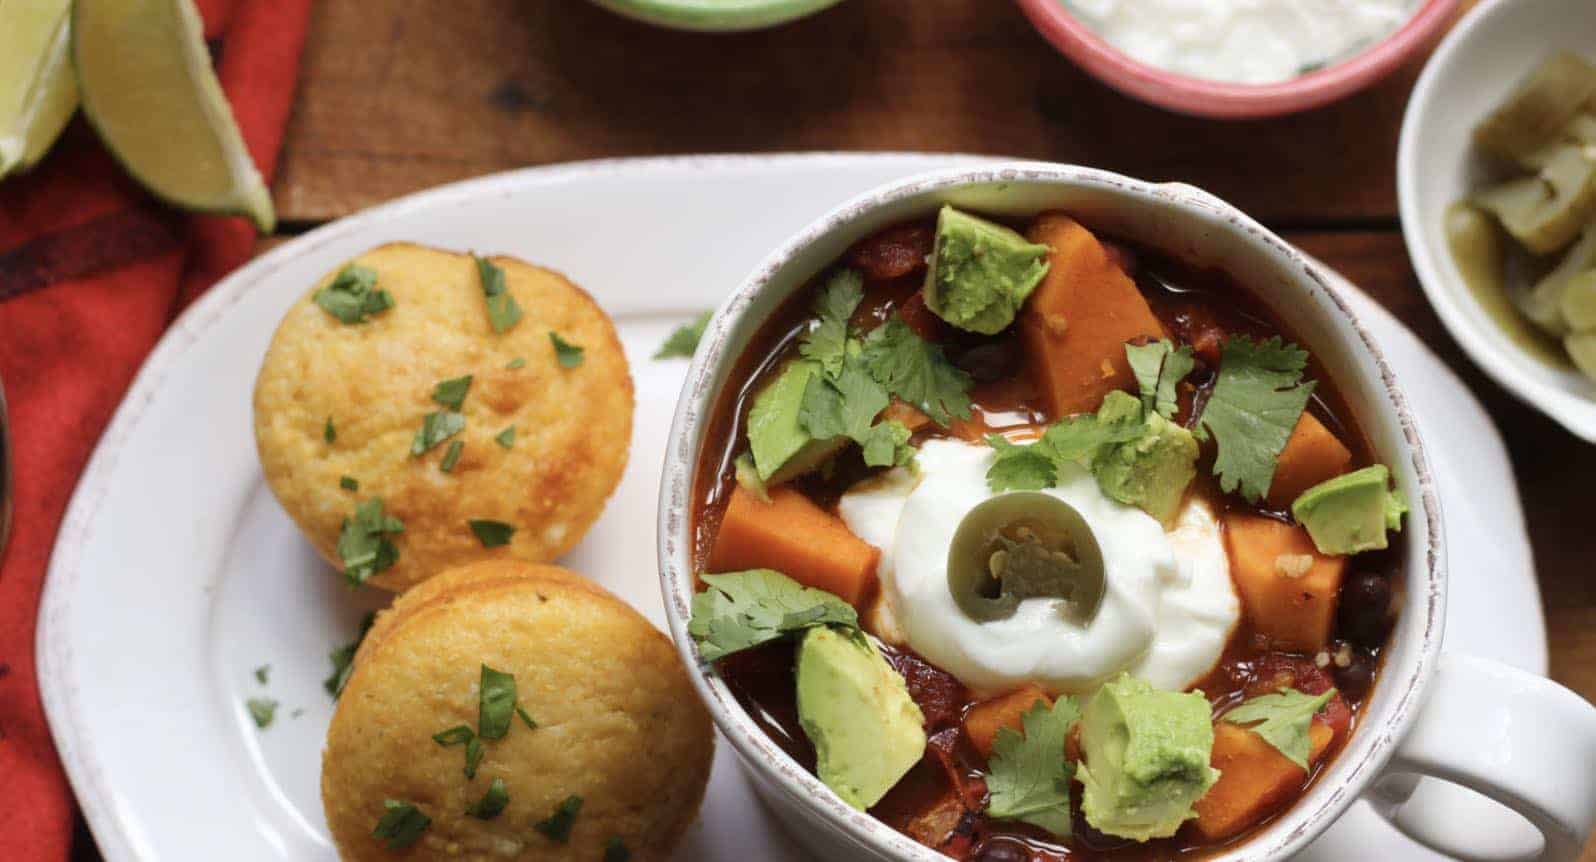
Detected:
left=1019, top=213, right=1167, bottom=418
left=964, top=684, right=1052, bottom=758
left=1223, top=514, right=1346, bottom=652
left=1192, top=721, right=1335, bottom=841
left=1266, top=413, right=1354, bottom=508
left=707, top=485, right=879, bottom=609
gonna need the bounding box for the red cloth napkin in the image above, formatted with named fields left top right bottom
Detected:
left=0, top=1, right=311, bottom=858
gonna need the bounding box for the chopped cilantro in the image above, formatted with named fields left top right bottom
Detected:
left=431, top=375, right=473, bottom=411
left=335, top=499, right=404, bottom=586
left=494, top=426, right=516, bottom=449
left=549, top=332, right=584, bottom=368
left=655, top=310, right=713, bottom=359
left=324, top=611, right=376, bottom=698
left=798, top=270, right=863, bottom=377
left=254, top=664, right=270, bottom=685
left=604, top=837, right=631, bottom=862
left=440, top=439, right=464, bottom=473
left=478, top=664, right=517, bottom=740
left=246, top=698, right=277, bottom=729
left=534, top=795, right=583, bottom=842
left=506, top=356, right=526, bottom=369
left=1125, top=340, right=1195, bottom=420
left=859, top=317, right=972, bottom=426
left=465, top=777, right=510, bottom=820
left=323, top=417, right=336, bottom=443
left=1223, top=688, right=1335, bottom=769
left=687, top=569, right=859, bottom=662
left=985, top=434, right=1057, bottom=491
left=475, top=254, right=523, bottom=333
left=313, top=265, right=392, bottom=324
left=984, top=392, right=1146, bottom=493
left=411, top=411, right=465, bottom=456
left=468, top=519, right=515, bottom=548
left=516, top=705, right=538, bottom=730
left=432, top=725, right=475, bottom=746
left=796, top=354, right=913, bottom=469
left=372, top=800, right=430, bottom=850
left=1195, top=336, right=1316, bottom=502
left=339, top=475, right=359, bottom=491
left=985, top=696, right=1081, bottom=838
left=464, top=737, right=484, bottom=779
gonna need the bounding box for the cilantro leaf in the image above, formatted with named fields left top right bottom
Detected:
left=254, top=664, right=270, bottom=685
left=986, top=696, right=1082, bottom=838
left=474, top=254, right=522, bottom=333
left=859, top=317, right=972, bottom=426
left=468, top=519, right=515, bottom=548
left=534, top=795, right=583, bottom=842
left=372, top=800, right=430, bottom=850
left=1196, top=336, right=1316, bottom=502
left=246, top=698, right=277, bottom=729
left=324, top=611, right=376, bottom=698
left=858, top=419, right=914, bottom=468
left=549, top=332, right=584, bottom=368
left=335, top=499, right=404, bottom=586
left=411, top=411, right=465, bottom=456
left=655, top=310, right=713, bottom=359
left=687, top=569, right=859, bottom=662
left=1125, top=340, right=1195, bottom=420
left=799, top=270, right=864, bottom=378
left=494, top=426, right=515, bottom=449
left=985, top=434, right=1057, bottom=492
left=1223, top=687, right=1335, bottom=769
left=984, top=392, right=1148, bottom=493
left=465, top=777, right=510, bottom=820
left=464, top=737, right=484, bottom=779
left=431, top=375, right=473, bottom=411
left=313, top=265, right=393, bottom=324
left=799, top=363, right=888, bottom=442
left=478, top=664, right=517, bottom=740
left=439, top=440, right=464, bottom=473
left=432, top=725, right=475, bottom=746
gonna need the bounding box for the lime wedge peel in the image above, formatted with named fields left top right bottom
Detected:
left=72, top=0, right=275, bottom=233
left=0, top=0, right=79, bottom=180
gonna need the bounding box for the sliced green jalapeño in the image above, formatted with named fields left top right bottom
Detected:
left=948, top=492, right=1105, bottom=624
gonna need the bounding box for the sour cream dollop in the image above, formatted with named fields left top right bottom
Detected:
left=838, top=438, right=1237, bottom=696
left=1062, top=0, right=1418, bottom=85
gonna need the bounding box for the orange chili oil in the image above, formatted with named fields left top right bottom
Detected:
left=689, top=216, right=1401, bottom=861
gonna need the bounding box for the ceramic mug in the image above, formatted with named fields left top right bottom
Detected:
left=657, top=163, right=1596, bottom=861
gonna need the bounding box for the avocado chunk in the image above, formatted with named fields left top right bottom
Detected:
left=1077, top=674, right=1220, bottom=842
left=1092, top=411, right=1199, bottom=526
left=923, top=205, right=1051, bottom=335
left=795, top=626, right=927, bottom=811
left=746, top=359, right=847, bottom=483
left=1291, top=464, right=1407, bottom=555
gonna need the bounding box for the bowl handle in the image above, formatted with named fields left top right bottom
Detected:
left=1366, top=652, right=1596, bottom=860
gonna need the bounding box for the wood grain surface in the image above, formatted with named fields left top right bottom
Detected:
left=255, top=1, right=1595, bottom=858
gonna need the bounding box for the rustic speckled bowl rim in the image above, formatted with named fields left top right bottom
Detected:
left=586, top=0, right=844, bottom=32
left=657, top=162, right=1444, bottom=861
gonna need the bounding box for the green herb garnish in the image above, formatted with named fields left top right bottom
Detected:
left=1194, top=336, right=1316, bottom=502
left=475, top=254, right=522, bottom=333
left=324, top=417, right=336, bottom=443
left=254, top=664, right=270, bottom=685
left=1222, top=688, right=1336, bottom=769
left=494, top=426, right=516, bottom=449
left=335, top=499, right=404, bottom=586
left=654, top=310, right=713, bottom=359
left=1125, top=339, right=1195, bottom=420
left=324, top=611, right=376, bottom=698
left=468, top=519, right=515, bottom=548
left=687, top=569, right=859, bottom=662
left=604, top=837, right=631, bottom=862
left=798, top=270, right=863, bottom=377
left=516, top=705, right=538, bottom=730
left=506, top=356, right=526, bottom=369
left=464, top=737, right=484, bottom=779
left=411, top=411, right=465, bottom=456
left=797, top=363, right=913, bottom=469
left=440, top=440, right=464, bottom=473
left=465, top=778, right=510, bottom=820
left=478, top=664, right=517, bottom=740
left=313, top=265, right=392, bottom=324
left=246, top=698, right=278, bottom=729
left=549, top=332, right=584, bottom=368
left=431, top=375, right=473, bottom=411
left=985, top=697, right=1081, bottom=838
left=339, top=475, right=358, bottom=491
left=372, top=800, right=430, bottom=850
left=432, top=725, right=475, bottom=746
left=984, top=391, right=1147, bottom=493
left=534, top=795, right=583, bottom=842
left=858, top=317, right=973, bottom=426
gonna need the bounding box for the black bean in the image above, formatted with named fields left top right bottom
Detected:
left=971, top=839, right=1031, bottom=862
left=1333, top=647, right=1378, bottom=699
left=1338, top=572, right=1392, bottom=646
left=954, top=342, right=1019, bottom=384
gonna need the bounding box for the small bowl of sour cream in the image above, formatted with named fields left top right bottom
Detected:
left=1015, top=0, right=1459, bottom=118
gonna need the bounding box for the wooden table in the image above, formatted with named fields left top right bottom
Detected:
left=260, top=0, right=1595, bottom=857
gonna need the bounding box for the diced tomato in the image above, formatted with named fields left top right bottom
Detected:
left=849, top=224, right=935, bottom=281
left=898, top=291, right=952, bottom=342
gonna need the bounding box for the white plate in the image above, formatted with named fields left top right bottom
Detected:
left=1398, top=0, right=1596, bottom=441
left=40, top=153, right=1544, bottom=861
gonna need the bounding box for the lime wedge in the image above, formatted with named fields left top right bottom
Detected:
left=0, top=0, right=79, bottom=179
left=73, top=0, right=274, bottom=232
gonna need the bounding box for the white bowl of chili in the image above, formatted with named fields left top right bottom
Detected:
left=657, top=162, right=1596, bottom=862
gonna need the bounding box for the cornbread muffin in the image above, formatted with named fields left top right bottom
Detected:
left=253, top=243, right=633, bottom=591
left=322, top=561, right=714, bottom=861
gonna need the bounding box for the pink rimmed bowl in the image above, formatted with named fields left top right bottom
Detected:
left=1013, top=0, right=1460, bottom=118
